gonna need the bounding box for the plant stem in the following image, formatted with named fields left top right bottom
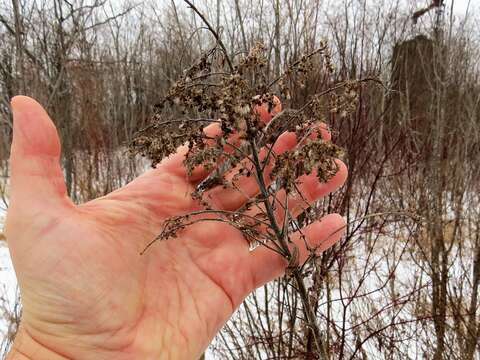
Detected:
left=247, top=134, right=328, bottom=359
left=294, top=270, right=328, bottom=359
left=182, top=0, right=234, bottom=72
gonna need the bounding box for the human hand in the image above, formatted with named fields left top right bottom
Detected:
left=5, top=96, right=347, bottom=359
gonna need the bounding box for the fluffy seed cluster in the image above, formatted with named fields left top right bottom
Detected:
left=130, top=42, right=354, bottom=250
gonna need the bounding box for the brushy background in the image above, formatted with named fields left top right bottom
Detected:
left=0, top=1, right=479, bottom=359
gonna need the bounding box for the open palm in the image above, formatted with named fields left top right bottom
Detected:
left=5, top=96, right=347, bottom=360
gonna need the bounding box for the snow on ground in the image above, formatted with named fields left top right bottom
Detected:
left=0, top=200, right=18, bottom=340
left=0, top=171, right=476, bottom=358
left=0, top=244, right=17, bottom=335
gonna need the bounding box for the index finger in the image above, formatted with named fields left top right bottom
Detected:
left=159, top=96, right=283, bottom=182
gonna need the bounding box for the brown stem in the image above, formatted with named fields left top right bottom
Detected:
left=182, top=0, right=234, bottom=72
left=247, top=132, right=328, bottom=359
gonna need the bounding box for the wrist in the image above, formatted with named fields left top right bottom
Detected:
left=7, top=326, right=69, bottom=360
left=6, top=324, right=181, bottom=360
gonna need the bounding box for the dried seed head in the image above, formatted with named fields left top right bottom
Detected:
left=129, top=42, right=355, bottom=249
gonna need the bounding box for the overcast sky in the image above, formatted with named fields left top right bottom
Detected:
left=0, top=0, right=478, bottom=347
left=447, top=0, right=477, bottom=17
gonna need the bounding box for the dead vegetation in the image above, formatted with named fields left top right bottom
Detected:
left=0, top=0, right=479, bottom=359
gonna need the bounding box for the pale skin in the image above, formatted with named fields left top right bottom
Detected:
left=5, top=96, right=347, bottom=360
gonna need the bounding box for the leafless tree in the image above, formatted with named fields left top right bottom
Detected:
left=0, top=1, right=479, bottom=359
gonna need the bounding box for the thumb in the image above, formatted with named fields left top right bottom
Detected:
left=8, top=96, right=72, bottom=212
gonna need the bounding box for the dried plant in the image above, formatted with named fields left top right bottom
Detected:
left=128, top=5, right=362, bottom=356
left=2, top=0, right=479, bottom=358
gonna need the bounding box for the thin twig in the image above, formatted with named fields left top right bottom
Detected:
left=182, top=0, right=234, bottom=72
